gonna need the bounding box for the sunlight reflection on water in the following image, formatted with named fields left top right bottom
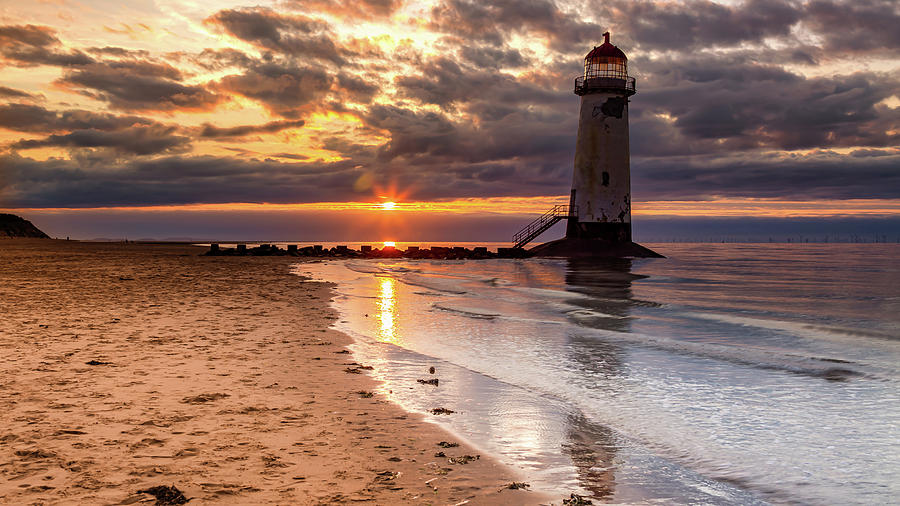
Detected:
left=377, top=277, right=397, bottom=343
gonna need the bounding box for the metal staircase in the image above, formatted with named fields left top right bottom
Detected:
left=512, top=205, right=576, bottom=249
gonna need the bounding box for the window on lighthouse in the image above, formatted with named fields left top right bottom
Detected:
left=585, top=56, right=627, bottom=80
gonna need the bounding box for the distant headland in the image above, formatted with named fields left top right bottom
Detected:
left=0, top=214, right=50, bottom=239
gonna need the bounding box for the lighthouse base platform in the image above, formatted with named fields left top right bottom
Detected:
left=529, top=238, right=663, bottom=258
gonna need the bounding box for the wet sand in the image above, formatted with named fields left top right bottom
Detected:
left=0, top=240, right=543, bottom=504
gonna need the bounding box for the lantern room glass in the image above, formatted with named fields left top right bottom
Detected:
left=584, top=55, right=627, bottom=80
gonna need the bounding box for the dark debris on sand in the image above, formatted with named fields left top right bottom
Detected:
left=506, top=481, right=530, bottom=490
left=137, top=484, right=189, bottom=505
left=181, top=393, right=229, bottom=404
left=437, top=441, right=459, bottom=448
left=562, top=493, right=593, bottom=505
left=430, top=407, right=455, bottom=415
left=85, top=359, right=111, bottom=366
left=448, top=454, right=479, bottom=465
left=417, top=378, right=439, bottom=386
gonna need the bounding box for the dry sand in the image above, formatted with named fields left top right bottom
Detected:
left=0, top=240, right=546, bottom=505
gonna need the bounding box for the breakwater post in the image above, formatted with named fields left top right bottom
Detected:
left=205, top=244, right=530, bottom=259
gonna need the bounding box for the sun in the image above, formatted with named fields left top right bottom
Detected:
left=383, top=241, right=396, bottom=247
left=381, top=201, right=396, bottom=210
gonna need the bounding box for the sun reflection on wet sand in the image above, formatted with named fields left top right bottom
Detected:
left=377, top=276, right=397, bottom=343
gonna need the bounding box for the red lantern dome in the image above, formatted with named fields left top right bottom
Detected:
left=574, top=32, right=635, bottom=96
left=584, top=32, right=627, bottom=80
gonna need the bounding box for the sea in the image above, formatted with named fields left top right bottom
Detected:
left=295, top=243, right=900, bottom=505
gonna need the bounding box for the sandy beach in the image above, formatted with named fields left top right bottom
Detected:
left=0, top=240, right=542, bottom=505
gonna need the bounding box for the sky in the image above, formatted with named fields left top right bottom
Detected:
left=0, top=0, right=898, bottom=241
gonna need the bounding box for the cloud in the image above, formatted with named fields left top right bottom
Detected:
left=1, top=104, right=190, bottom=156
left=632, top=150, right=900, bottom=201
left=189, top=48, right=253, bottom=71
left=57, top=60, right=223, bottom=112
left=205, top=7, right=344, bottom=63
left=3, top=143, right=899, bottom=209
left=282, top=0, right=401, bottom=19
left=631, top=55, right=900, bottom=153
left=458, top=45, right=527, bottom=70
left=0, top=24, right=93, bottom=67
left=804, top=0, right=900, bottom=54
left=216, top=61, right=332, bottom=118
left=9, top=124, right=191, bottom=156
left=395, top=55, right=566, bottom=112
left=0, top=153, right=360, bottom=207
left=335, top=73, right=380, bottom=104
left=198, top=119, right=306, bottom=139
left=0, top=103, right=155, bottom=133
left=604, top=0, right=801, bottom=52
left=428, top=0, right=601, bottom=52
left=0, top=86, right=39, bottom=100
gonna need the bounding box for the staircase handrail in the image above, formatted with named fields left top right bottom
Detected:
left=512, top=204, right=576, bottom=248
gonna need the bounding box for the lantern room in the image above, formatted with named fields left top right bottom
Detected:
left=574, top=32, right=636, bottom=96
left=585, top=32, right=627, bottom=79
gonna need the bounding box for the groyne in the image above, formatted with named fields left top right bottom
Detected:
left=204, top=243, right=529, bottom=259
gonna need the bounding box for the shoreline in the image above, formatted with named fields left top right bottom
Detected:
left=0, top=240, right=547, bottom=504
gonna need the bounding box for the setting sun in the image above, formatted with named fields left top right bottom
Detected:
left=383, top=241, right=396, bottom=247
left=381, top=201, right=396, bottom=210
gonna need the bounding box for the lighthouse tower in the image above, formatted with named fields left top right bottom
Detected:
left=567, top=32, right=635, bottom=243
left=520, top=33, right=661, bottom=258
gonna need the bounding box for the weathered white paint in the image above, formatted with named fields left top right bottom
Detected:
left=571, top=91, right=631, bottom=227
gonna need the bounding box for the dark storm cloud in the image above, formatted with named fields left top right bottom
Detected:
left=605, top=0, right=801, bottom=52
left=217, top=61, right=332, bottom=118
left=601, top=0, right=899, bottom=56
left=0, top=153, right=361, bottom=207
left=0, top=24, right=93, bottom=67
left=335, top=73, right=380, bottom=104
left=358, top=102, right=574, bottom=196
left=364, top=104, right=461, bottom=161
left=804, top=0, right=900, bottom=53
left=205, top=7, right=344, bottom=64
left=198, top=119, right=306, bottom=139
left=0, top=103, right=154, bottom=133
left=9, top=125, right=191, bottom=156
left=458, top=45, right=527, bottom=70
left=57, top=60, right=222, bottom=112
left=395, top=55, right=565, bottom=112
left=2, top=144, right=898, bottom=209
left=428, top=0, right=600, bottom=52
left=630, top=55, right=900, bottom=153
left=632, top=151, right=900, bottom=200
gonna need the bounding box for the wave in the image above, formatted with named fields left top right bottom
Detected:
left=576, top=325, right=869, bottom=382
left=432, top=303, right=499, bottom=320
left=686, top=312, right=900, bottom=345
left=393, top=273, right=468, bottom=294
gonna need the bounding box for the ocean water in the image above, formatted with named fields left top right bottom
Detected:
left=296, top=244, right=900, bottom=504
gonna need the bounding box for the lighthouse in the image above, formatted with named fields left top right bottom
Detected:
left=568, top=31, right=635, bottom=243
left=522, top=33, right=661, bottom=258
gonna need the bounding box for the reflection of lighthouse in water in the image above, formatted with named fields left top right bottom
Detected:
left=568, top=32, right=636, bottom=243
